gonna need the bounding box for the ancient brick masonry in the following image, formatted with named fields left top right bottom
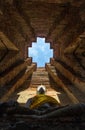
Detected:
left=0, top=0, right=85, bottom=129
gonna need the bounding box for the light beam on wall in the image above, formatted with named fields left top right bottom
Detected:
left=28, top=37, right=53, bottom=67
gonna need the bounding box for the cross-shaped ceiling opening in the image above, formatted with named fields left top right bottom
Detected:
left=28, top=37, right=53, bottom=67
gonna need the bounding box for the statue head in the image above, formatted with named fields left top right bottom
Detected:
left=37, top=85, right=46, bottom=94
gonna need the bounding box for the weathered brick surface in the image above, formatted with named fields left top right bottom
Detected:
left=0, top=1, right=85, bottom=129
left=0, top=0, right=85, bottom=100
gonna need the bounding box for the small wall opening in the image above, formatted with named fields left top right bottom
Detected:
left=28, top=37, right=53, bottom=67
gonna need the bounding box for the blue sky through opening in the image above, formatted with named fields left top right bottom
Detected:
left=28, top=37, right=53, bottom=67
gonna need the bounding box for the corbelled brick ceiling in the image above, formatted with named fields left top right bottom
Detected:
left=0, top=0, right=85, bottom=57
left=0, top=0, right=85, bottom=99
left=0, top=1, right=85, bottom=129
